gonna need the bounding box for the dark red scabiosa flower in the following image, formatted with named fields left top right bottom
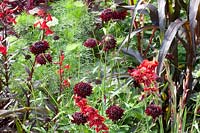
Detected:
left=30, top=40, right=49, bottom=55
left=112, top=10, right=128, bottom=20
left=74, top=82, right=92, bottom=98
left=83, top=38, right=98, bottom=48
left=100, top=34, right=117, bottom=51
left=106, top=105, right=124, bottom=121
left=71, top=112, right=87, bottom=125
left=36, top=53, right=52, bottom=65
left=145, top=104, right=162, bottom=120
left=100, top=8, right=113, bottom=22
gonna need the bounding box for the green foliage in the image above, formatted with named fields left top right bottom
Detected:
left=1, top=0, right=200, bottom=132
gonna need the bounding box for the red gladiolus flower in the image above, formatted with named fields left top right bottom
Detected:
left=34, top=11, right=54, bottom=36
left=0, top=45, right=7, bottom=55
left=57, top=69, right=64, bottom=75
left=63, top=79, right=70, bottom=87
left=128, top=60, right=158, bottom=87
left=73, top=95, right=109, bottom=132
left=0, top=1, right=17, bottom=25
left=45, top=28, right=53, bottom=35
left=73, top=95, right=88, bottom=108
left=64, top=64, right=70, bottom=70
left=47, top=14, right=52, bottom=21
left=144, top=87, right=158, bottom=92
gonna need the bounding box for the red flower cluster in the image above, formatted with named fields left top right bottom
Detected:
left=100, top=8, right=128, bottom=22
left=74, top=82, right=93, bottom=98
left=106, top=105, right=124, bottom=121
left=73, top=95, right=109, bottom=133
left=83, top=38, right=98, bottom=48
left=128, top=60, right=159, bottom=92
left=0, top=1, right=17, bottom=25
left=34, top=10, right=54, bottom=36
left=145, top=104, right=162, bottom=120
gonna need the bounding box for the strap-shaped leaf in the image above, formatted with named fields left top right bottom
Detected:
left=118, top=25, right=158, bottom=52
left=121, top=4, right=159, bottom=25
left=157, top=19, right=186, bottom=75
left=158, top=0, right=166, bottom=33
left=189, top=0, right=200, bottom=56
left=121, top=48, right=143, bottom=63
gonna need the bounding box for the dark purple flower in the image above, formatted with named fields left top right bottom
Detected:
left=36, top=53, right=52, bottom=65
left=106, top=105, right=124, bottom=121
left=83, top=38, right=98, bottom=48
left=30, top=40, right=49, bottom=55
left=74, top=82, right=92, bottom=98
left=71, top=112, right=87, bottom=125
left=145, top=104, right=162, bottom=120
left=100, top=34, right=116, bottom=51
left=112, top=10, right=128, bottom=20
left=100, top=8, right=113, bottom=22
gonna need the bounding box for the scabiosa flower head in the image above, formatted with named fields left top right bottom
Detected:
left=74, top=82, right=92, bottom=98
left=106, top=105, right=124, bottom=121
left=71, top=112, right=87, bottom=125
left=30, top=40, right=49, bottom=55
left=83, top=38, right=98, bottom=48
left=112, top=10, right=128, bottom=20
left=100, top=34, right=117, bottom=51
left=100, top=8, right=113, bottom=22
left=145, top=104, right=162, bottom=120
left=36, top=53, right=52, bottom=65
